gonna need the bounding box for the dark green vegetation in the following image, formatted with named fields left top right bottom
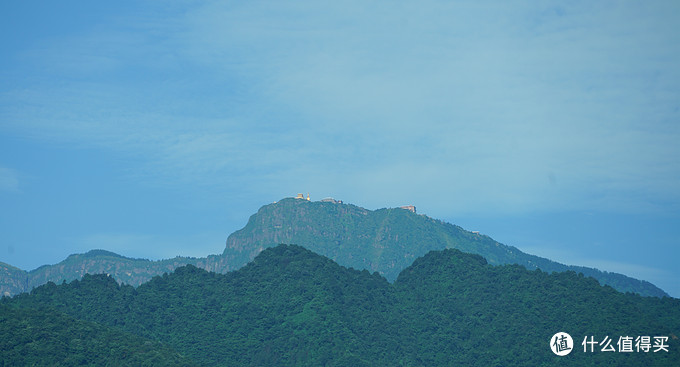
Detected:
left=0, top=305, right=195, bottom=366
left=0, top=198, right=667, bottom=297
left=3, top=245, right=679, bottom=366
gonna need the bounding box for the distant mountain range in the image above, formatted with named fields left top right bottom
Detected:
left=3, top=244, right=679, bottom=366
left=0, top=197, right=669, bottom=297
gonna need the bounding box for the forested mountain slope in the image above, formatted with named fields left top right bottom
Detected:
left=224, top=198, right=667, bottom=296
left=3, top=245, right=678, bottom=366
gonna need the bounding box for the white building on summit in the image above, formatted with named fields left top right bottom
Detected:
left=399, top=205, right=416, bottom=213
left=321, top=197, right=343, bottom=204
left=295, top=193, right=310, bottom=201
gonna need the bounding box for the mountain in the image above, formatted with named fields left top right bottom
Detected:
left=0, top=197, right=669, bottom=297
left=223, top=198, right=667, bottom=296
left=0, top=250, right=233, bottom=298
left=3, top=244, right=679, bottom=366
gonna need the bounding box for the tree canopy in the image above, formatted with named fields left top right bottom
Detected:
left=3, top=244, right=678, bottom=366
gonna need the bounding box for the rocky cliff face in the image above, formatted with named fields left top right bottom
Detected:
left=0, top=250, right=247, bottom=297
left=0, top=262, right=29, bottom=297
left=224, top=198, right=521, bottom=280
left=1, top=253, right=202, bottom=296
left=225, top=198, right=372, bottom=269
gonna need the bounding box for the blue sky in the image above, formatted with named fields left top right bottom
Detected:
left=1, top=1, right=679, bottom=297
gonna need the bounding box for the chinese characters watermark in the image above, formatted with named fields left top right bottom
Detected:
left=582, top=336, right=669, bottom=353
left=550, top=333, right=671, bottom=356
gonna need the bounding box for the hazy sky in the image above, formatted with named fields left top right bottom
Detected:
left=1, top=1, right=679, bottom=296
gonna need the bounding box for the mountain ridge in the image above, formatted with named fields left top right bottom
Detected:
left=0, top=197, right=669, bottom=297
left=224, top=198, right=667, bottom=296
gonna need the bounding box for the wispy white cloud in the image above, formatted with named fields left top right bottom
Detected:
left=1, top=0, right=679, bottom=215
left=170, top=0, right=680, bottom=211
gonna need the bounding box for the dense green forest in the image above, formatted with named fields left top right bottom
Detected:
left=2, top=244, right=679, bottom=366
left=0, top=304, right=195, bottom=366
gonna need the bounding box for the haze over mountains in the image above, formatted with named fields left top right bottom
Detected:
left=0, top=198, right=669, bottom=298
left=3, top=2, right=678, bottom=364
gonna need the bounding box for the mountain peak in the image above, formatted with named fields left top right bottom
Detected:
left=82, top=249, right=128, bottom=259
left=242, top=244, right=350, bottom=278
left=396, top=248, right=488, bottom=284
left=224, top=199, right=668, bottom=297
